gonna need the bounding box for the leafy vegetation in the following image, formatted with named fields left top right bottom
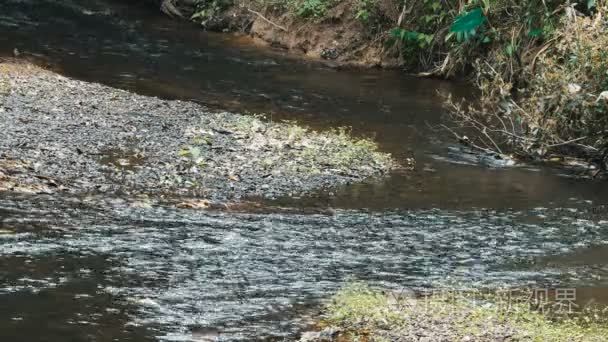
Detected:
left=354, top=0, right=380, bottom=23
left=448, top=7, right=486, bottom=42
left=191, top=0, right=234, bottom=26
left=446, top=1, right=608, bottom=170
left=322, top=283, right=608, bottom=341
left=206, top=114, right=394, bottom=176
left=293, top=0, right=330, bottom=18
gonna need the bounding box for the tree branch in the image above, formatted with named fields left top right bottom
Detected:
left=248, top=8, right=288, bottom=32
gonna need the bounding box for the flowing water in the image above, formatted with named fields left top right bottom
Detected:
left=2, top=0, right=608, bottom=340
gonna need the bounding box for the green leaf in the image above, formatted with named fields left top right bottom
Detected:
left=389, top=28, right=428, bottom=44
left=588, top=0, right=596, bottom=9
left=457, top=31, right=464, bottom=42
left=528, top=28, right=543, bottom=38
left=505, top=43, right=516, bottom=56
left=389, top=28, right=403, bottom=39
left=450, top=8, right=486, bottom=41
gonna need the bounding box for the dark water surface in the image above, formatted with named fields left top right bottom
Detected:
left=2, top=193, right=608, bottom=341
left=2, top=0, right=608, bottom=341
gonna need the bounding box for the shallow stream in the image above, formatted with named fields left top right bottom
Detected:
left=2, top=0, right=608, bottom=340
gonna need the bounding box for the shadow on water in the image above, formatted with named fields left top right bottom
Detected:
left=0, top=253, right=154, bottom=342
left=2, top=0, right=608, bottom=341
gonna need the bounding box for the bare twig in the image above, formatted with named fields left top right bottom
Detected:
left=480, top=127, right=504, bottom=154
left=530, top=38, right=557, bottom=73
left=494, top=111, right=510, bottom=136
left=160, top=0, right=183, bottom=18
left=546, top=136, right=588, bottom=148
left=397, top=0, right=410, bottom=27
left=248, top=8, right=288, bottom=32
left=507, top=111, right=516, bottom=135
left=417, top=53, right=450, bottom=77
left=486, top=128, right=530, bottom=142
left=449, top=108, right=504, bottom=154
left=440, top=124, right=499, bottom=155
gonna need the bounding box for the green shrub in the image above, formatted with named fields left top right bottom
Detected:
left=294, top=0, right=330, bottom=18
left=191, top=0, right=233, bottom=26
left=354, top=0, right=378, bottom=23
left=447, top=7, right=486, bottom=42
left=447, top=1, right=608, bottom=166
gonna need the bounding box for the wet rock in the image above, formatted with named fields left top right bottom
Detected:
left=320, top=47, right=340, bottom=60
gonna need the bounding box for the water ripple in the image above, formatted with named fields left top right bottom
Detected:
left=1, top=195, right=608, bottom=340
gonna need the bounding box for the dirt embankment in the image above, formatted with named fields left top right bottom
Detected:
left=162, top=0, right=401, bottom=68
left=0, top=60, right=396, bottom=203
left=243, top=4, right=399, bottom=67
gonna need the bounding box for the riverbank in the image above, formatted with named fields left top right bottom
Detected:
left=155, top=0, right=399, bottom=68
left=0, top=60, right=396, bottom=202
left=300, top=283, right=608, bottom=341
left=156, top=0, right=608, bottom=174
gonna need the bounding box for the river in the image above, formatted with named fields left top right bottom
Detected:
left=1, top=0, right=608, bottom=340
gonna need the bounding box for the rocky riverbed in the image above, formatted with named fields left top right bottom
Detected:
left=0, top=60, right=396, bottom=203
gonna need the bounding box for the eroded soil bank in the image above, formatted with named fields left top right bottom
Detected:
left=152, top=0, right=401, bottom=68
left=0, top=60, right=395, bottom=202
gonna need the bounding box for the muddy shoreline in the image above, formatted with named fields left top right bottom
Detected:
left=0, top=60, right=396, bottom=203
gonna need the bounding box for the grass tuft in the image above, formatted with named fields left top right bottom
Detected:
left=321, top=283, right=608, bottom=342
